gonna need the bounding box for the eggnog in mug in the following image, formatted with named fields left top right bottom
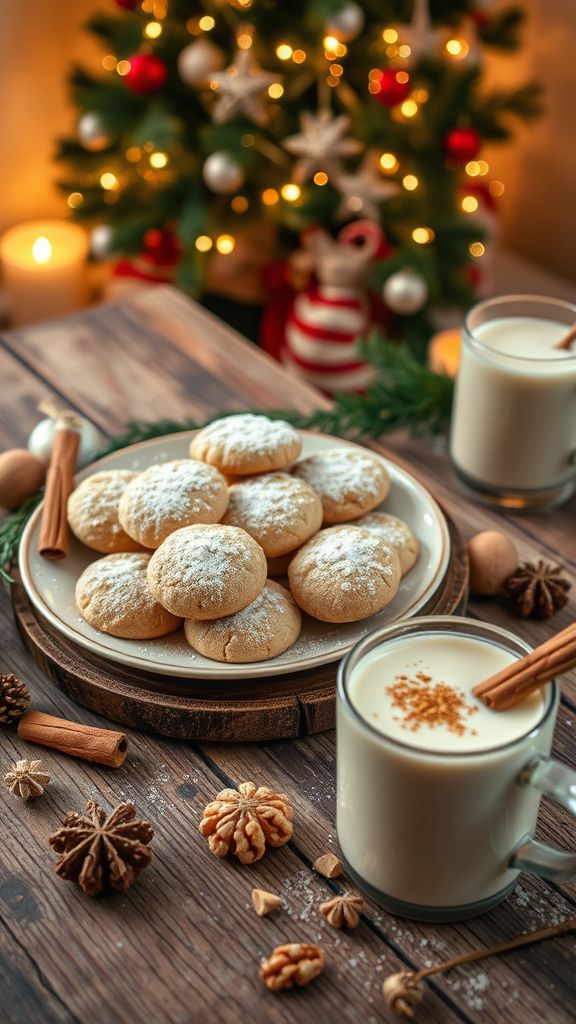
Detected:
left=336, top=618, right=576, bottom=922
left=450, top=296, right=576, bottom=509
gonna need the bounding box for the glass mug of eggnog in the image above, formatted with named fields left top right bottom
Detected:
left=336, top=616, right=576, bottom=922
left=450, top=295, right=576, bottom=509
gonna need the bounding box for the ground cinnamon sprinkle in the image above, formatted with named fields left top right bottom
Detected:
left=387, top=674, right=479, bottom=736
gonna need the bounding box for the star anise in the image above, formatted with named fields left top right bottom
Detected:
left=48, top=800, right=153, bottom=895
left=4, top=759, right=50, bottom=800
left=505, top=561, right=571, bottom=619
left=199, top=781, right=293, bottom=864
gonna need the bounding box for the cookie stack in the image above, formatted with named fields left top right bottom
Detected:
left=70, top=414, right=419, bottom=664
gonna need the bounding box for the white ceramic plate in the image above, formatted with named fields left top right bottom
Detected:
left=19, top=430, right=450, bottom=680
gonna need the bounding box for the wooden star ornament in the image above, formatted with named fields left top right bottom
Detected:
left=210, top=48, right=276, bottom=126
left=283, top=110, right=362, bottom=183
left=335, top=154, right=400, bottom=219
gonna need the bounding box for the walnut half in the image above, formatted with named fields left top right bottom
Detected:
left=260, top=943, right=324, bottom=991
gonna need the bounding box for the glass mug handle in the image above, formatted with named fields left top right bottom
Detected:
left=510, top=756, right=576, bottom=880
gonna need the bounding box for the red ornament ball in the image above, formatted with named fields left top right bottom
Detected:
left=143, top=227, right=181, bottom=266
left=445, top=127, right=482, bottom=163
left=125, top=54, right=168, bottom=95
left=372, top=69, right=411, bottom=108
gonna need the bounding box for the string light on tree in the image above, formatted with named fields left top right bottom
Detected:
left=383, top=269, right=429, bottom=314
left=203, top=151, right=245, bottom=193
left=90, top=225, right=114, bottom=259
left=77, top=113, right=110, bottom=152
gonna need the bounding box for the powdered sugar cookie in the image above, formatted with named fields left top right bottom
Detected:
left=184, top=581, right=301, bottom=663
left=118, top=459, right=228, bottom=548
left=354, top=512, right=419, bottom=575
left=147, top=523, right=267, bottom=620
left=291, top=448, right=390, bottom=524
left=221, top=472, right=322, bottom=557
left=68, top=470, right=143, bottom=553
left=288, top=525, right=401, bottom=623
left=76, top=553, right=181, bottom=639
left=189, top=414, right=301, bottom=475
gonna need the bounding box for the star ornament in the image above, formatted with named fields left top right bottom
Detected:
left=397, top=0, right=444, bottom=64
left=283, top=110, right=362, bottom=183
left=335, top=155, right=400, bottom=220
left=211, top=48, right=277, bottom=126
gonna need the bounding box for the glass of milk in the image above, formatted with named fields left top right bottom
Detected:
left=450, top=295, right=576, bottom=509
left=336, top=616, right=576, bottom=922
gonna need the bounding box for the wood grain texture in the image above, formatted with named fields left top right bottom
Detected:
left=10, top=509, right=467, bottom=742
left=1, top=287, right=575, bottom=1024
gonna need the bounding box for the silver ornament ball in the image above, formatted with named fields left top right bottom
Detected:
left=326, top=3, right=365, bottom=41
left=78, top=112, right=110, bottom=152
left=177, top=38, right=225, bottom=86
left=90, top=225, right=113, bottom=259
left=203, top=151, right=245, bottom=194
left=383, top=270, right=429, bottom=314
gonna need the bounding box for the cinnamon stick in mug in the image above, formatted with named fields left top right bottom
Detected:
left=17, top=711, right=129, bottom=767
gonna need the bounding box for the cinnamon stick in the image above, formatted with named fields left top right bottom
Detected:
left=38, top=425, right=80, bottom=559
left=17, top=711, right=128, bottom=767
left=473, top=622, right=576, bottom=710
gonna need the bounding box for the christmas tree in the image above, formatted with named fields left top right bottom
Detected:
left=57, top=0, right=541, bottom=358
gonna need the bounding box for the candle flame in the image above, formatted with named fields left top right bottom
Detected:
left=32, top=236, right=52, bottom=264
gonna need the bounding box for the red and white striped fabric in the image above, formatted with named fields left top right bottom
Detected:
left=283, top=284, right=376, bottom=394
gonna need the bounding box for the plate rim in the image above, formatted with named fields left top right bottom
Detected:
left=18, top=429, right=450, bottom=680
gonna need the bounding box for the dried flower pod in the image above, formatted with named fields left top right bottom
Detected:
left=199, top=781, right=293, bottom=864
left=319, top=893, right=363, bottom=929
left=49, top=800, right=153, bottom=895
left=251, top=888, right=281, bottom=916
left=383, top=971, right=423, bottom=1019
left=260, top=943, right=324, bottom=991
left=4, top=758, right=50, bottom=800
left=0, top=674, right=31, bottom=725
left=314, top=851, right=343, bottom=878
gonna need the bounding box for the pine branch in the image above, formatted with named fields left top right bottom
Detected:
left=0, top=494, right=43, bottom=583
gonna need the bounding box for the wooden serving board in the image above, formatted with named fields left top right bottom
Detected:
left=12, top=511, right=467, bottom=742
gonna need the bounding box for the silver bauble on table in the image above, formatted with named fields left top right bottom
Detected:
left=177, top=38, right=225, bottom=86
left=383, top=269, right=429, bottom=314
left=203, top=151, right=245, bottom=194
left=326, top=3, right=365, bottom=41
left=77, top=112, right=111, bottom=152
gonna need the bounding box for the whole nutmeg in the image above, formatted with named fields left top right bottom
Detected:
left=467, top=530, right=518, bottom=596
left=0, top=449, right=45, bottom=510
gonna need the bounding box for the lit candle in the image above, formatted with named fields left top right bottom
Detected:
left=427, top=328, right=461, bottom=377
left=0, top=220, right=89, bottom=326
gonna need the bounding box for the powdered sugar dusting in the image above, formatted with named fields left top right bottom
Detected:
left=70, top=471, right=138, bottom=534
left=292, top=449, right=388, bottom=504
left=195, top=415, right=300, bottom=458
left=119, top=460, right=227, bottom=544
left=224, top=472, right=321, bottom=536
left=150, top=525, right=263, bottom=598
left=76, top=553, right=165, bottom=628
left=196, top=582, right=294, bottom=644
left=293, top=527, right=397, bottom=596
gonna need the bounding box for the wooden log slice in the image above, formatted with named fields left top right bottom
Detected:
left=11, top=512, right=467, bottom=742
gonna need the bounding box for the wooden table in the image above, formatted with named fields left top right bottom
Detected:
left=1, top=286, right=575, bottom=1024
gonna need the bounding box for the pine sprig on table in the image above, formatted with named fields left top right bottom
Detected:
left=0, top=343, right=454, bottom=580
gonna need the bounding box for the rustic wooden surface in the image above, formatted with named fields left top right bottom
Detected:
left=0, top=286, right=575, bottom=1024
left=10, top=508, right=467, bottom=743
